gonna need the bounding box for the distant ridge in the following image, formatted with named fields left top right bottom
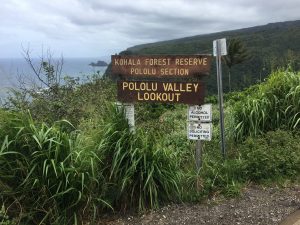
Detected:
left=128, top=20, right=300, bottom=53
left=107, top=20, right=300, bottom=94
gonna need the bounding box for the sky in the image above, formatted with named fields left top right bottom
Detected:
left=0, top=0, right=299, bottom=59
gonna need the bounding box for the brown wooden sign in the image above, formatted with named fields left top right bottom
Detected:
left=111, top=55, right=211, bottom=78
left=117, top=81, right=205, bottom=104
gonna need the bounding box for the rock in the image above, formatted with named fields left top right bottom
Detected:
left=89, top=60, right=108, bottom=67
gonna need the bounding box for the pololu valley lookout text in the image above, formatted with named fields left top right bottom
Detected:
left=117, top=81, right=205, bottom=104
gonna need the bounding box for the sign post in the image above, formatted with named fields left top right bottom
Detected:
left=188, top=104, right=213, bottom=170
left=116, top=102, right=135, bottom=132
left=124, top=103, right=135, bottom=133
left=195, top=140, right=202, bottom=170
left=213, top=38, right=227, bottom=159
left=112, top=54, right=214, bottom=171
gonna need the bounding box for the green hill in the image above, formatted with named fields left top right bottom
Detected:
left=107, top=20, right=300, bottom=94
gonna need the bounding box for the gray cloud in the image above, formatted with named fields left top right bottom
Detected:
left=0, top=0, right=299, bottom=57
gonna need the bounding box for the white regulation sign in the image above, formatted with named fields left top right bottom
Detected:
left=213, top=38, right=227, bottom=56
left=188, top=104, right=212, bottom=122
left=188, top=122, right=212, bottom=141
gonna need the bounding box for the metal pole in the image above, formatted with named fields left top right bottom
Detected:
left=195, top=140, right=202, bottom=170
left=216, top=40, right=226, bottom=159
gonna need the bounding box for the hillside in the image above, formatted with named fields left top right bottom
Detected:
left=107, top=20, right=300, bottom=94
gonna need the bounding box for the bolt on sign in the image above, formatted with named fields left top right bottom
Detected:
left=117, top=81, right=205, bottom=105
left=111, top=55, right=211, bottom=78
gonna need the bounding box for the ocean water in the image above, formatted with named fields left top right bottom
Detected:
left=0, top=57, right=108, bottom=98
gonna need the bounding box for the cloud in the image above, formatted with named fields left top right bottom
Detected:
left=0, top=0, right=299, bottom=57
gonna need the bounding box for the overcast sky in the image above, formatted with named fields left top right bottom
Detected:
left=0, top=0, right=299, bottom=59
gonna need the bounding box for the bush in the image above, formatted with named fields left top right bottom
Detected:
left=239, top=130, right=300, bottom=182
left=197, top=155, right=245, bottom=198
left=0, top=204, right=17, bottom=225
left=186, top=130, right=300, bottom=199
left=0, top=111, right=106, bottom=224
left=136, top=102, right=176, bottom=122
left=5, top=77, right=116, bottom=128
left=90, top=104, right=182, bottom=211
left=233, top=68, right=300, bottom=139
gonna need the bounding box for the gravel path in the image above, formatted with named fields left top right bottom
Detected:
left=99, top=185, right=300, bottom=225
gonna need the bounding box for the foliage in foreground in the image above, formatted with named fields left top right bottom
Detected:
left=81, top=105, right=182, bottom=211
left=232, top=68, right=300, bottom=139
left=5, top=77, right=116, bottom=127
left=1, top=65, right=300, bottom=224
left=191, top=130, right=300, bottom=199
left=1, top=108, right=300, bottom=224
left=0, top=106, right=182, bottom=224
left=0, top=110, right=105, bottom=224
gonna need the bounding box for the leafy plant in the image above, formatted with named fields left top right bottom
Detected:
left=0, top=205, right=17, bottom=225
left=92, top=104, right=182, bottom=211
left=6, top=76, right=116, bottom=127
left=239, top=130, right=300, bottom=182
left=233, top=68, right=300, bottom=139
left=223, top=38, right=250, bottom=92
left=0, top=111, right=107, bottom=224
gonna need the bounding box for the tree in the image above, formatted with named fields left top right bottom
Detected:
left=21, top=46, right=64, bottom=89
left=222, top=38, right=249, bottom=92
left=7, top=47, right=83, bottom=125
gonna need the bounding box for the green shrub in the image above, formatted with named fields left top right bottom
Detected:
left=5, top=77, right=116, bottom=128
left=92, top=104, right=182, bottom=211
left=233, top=69, right=300, bottom=139
left=187, top=130, right=300, bottom=199
left=136, top=102, right=176, bottom=122
left=239, top=130, right=300, bottom=182
left=199, top=156, right=245, bottom=197
left=0, top=112, right=106, bottom=224
left=0, top=205, right=17, bottom=225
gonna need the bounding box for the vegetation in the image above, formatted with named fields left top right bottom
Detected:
left=0, top=111, right=105, bottom=224
left=0, top=49, right=300, bottom=224
left=85, top=105, right=182, bottom=211
left=222, top=38, right=249, bottom=92
left=232, top=68, right=300, bottom=139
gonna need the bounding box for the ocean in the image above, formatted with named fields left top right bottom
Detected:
left=0, top=57, right=108, bottom=99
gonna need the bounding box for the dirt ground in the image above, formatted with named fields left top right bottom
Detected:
left=99, top=185, right=300, bottom=225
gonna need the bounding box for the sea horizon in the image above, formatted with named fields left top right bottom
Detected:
left=0, top=57, right=109, bottom=99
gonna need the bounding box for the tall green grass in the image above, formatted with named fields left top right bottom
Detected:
left=233, top=68, right=300, bottom=139
left=0, top=105, right=183, bottom=224
left=0, top=111, right=106, bottom=224
left=90, top=105, right=182, bottom=211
